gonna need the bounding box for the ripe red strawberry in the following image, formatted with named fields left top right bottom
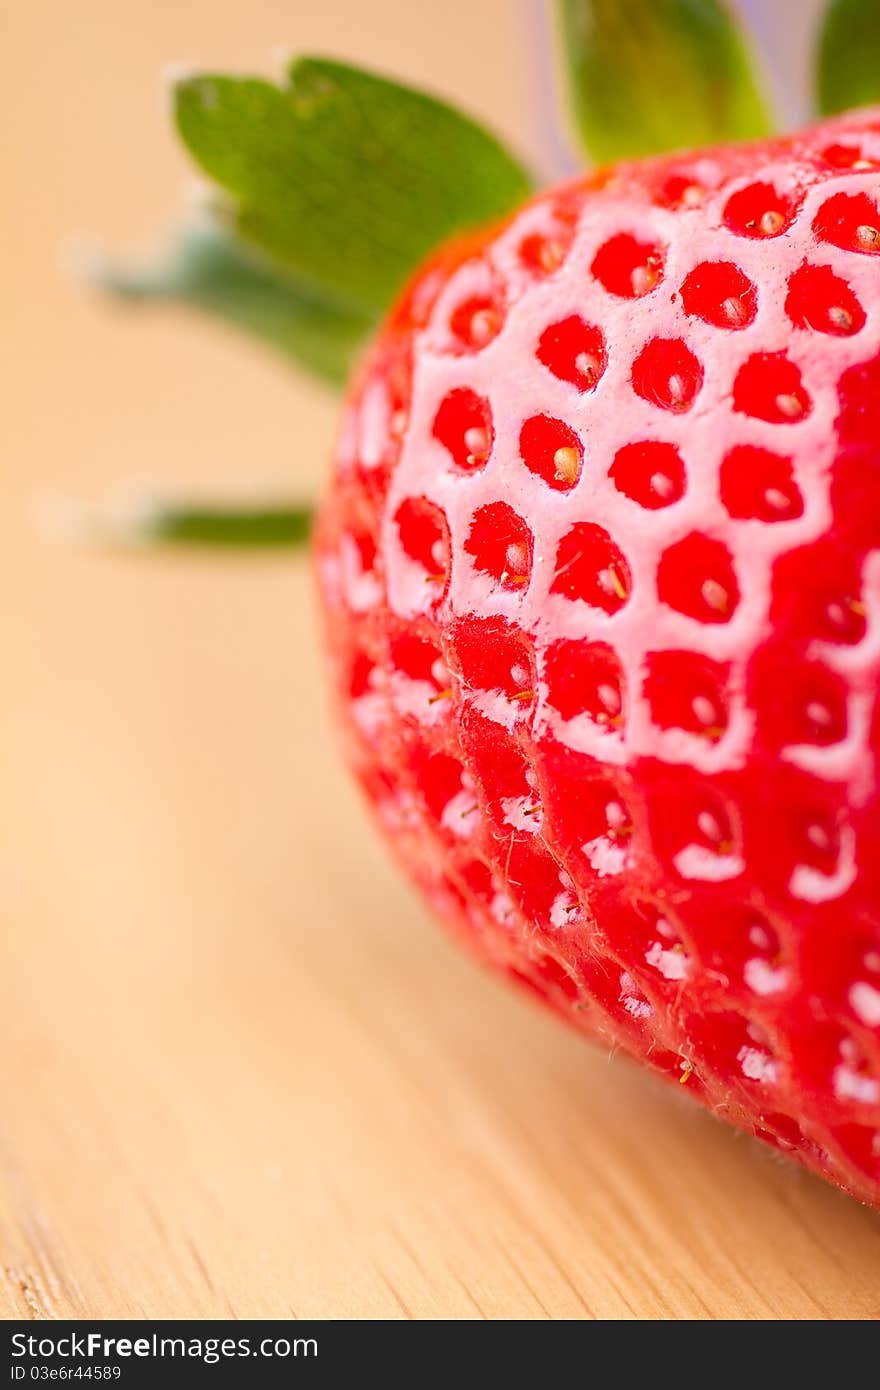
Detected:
left=316, top=108, right=880, bottom=1206
left=94, top=4, right=880, bottom=1214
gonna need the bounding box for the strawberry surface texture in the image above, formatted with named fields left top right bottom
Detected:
left=315, top=109, right=880, bottom=1206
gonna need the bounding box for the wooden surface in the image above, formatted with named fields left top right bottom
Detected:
left=4, top=0, right=880, bottom=1321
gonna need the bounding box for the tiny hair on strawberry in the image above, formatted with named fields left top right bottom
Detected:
left=86, top=0, right=880, bottom=1209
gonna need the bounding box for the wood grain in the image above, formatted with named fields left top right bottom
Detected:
left=4, top=0, right=880, bottom=1321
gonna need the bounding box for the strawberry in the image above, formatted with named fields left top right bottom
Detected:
left=94, top=1, right=880, bottom=1208
left=316, top=108, right=880, bottom=1206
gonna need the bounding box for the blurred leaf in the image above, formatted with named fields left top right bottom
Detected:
left=173, top=57, right=534, bottom=315
left=137, top=501, right=313, bottom=548
left=557, top=0, right=772, bottom=163
left=88, top=221, right=373, bottom=386
left=818, top=0, right=880, bottom=115
left=65, top=495, right=313, bottom=550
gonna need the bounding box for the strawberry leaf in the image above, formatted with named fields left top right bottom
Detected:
left=557, top=0, right=772, bottom=164
left=86, top=221, right=373, bottom=386
left=818, top=0, right=880, bottom=115
left=73, top=495, right=313, bottom=549
left=174, top=58, right=533, bottom=315
left=136, top=500, right=312, bottom=548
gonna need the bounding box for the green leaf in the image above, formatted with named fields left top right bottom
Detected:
left=173, top=58, right=534, bottom=315
left=61, top=495, right=313, bottom=550
left=86, top=220, right=373, bottom=386
left=818, top=0, right=880, bottom=115
left=137, top=500, right=312, bottom=548
left=557, top=0, right=773, bottom=164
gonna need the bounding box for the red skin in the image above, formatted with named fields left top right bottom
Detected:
left=316, top=110, right=880, bottom=1206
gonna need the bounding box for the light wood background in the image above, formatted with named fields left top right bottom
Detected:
left=4, top=0, right=880, bottom=1320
